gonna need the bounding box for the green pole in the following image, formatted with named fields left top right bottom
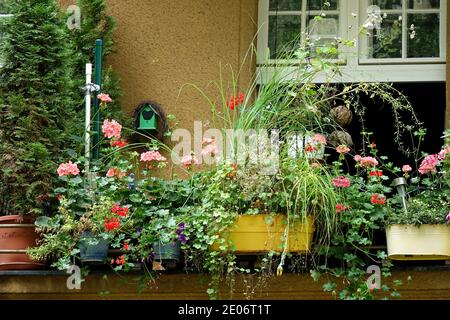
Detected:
left=92, top=39, right=103, bottom=160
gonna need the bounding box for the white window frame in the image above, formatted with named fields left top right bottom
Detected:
left=257, top=0, right=447, bottom=83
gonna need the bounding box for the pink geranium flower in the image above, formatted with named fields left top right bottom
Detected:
left=102, top=119, right=122, bottom=139
left=97, top=93, right=113, bottom=104
left=438, top=147, right=450, bottom=160
left=57, top=161, right=80, bottom=177
left=402, top=165, right=412, bottom=173
left=201, top=138, right=218, bottom=157
left=106, top=168, right=115, bottom=177
left=336, top=145, right=350, bottom=154
left=312, top=134, right=327, bottom=145
left=332, top=176, right=351, bottom=188
left=359, top=156, right=379, bottom=168
left=106, top=168, right=125, bottom=178
left=418, top=154, right=440, bottom=175
left=354, top=155, right=362, bottom=162
left=202, top=138, right=215, bottom=145
left=181, top=154, right=199, bottom=168
left=140, top=150, right=166, bottom=162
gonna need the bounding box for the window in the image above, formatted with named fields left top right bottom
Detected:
left=360, top=0, right=444, bottom=62
left=257, top=0, right=447, bottom=82
left=266, top=0, right=343, bottom=60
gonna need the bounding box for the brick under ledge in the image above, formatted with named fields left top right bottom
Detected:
left=0, top=268, right=449, bottom=300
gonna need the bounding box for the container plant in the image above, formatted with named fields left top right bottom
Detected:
left=182, top=155, right=338, bottom=299
left=311, top=138, right=402, bottom=300
left=386, top=132, right=450, bottom=260
left=27, top=113, right=170, bottom=271
left=26, top=165, right=134, bottom=270
left=128, top=177, right=193, bottom=270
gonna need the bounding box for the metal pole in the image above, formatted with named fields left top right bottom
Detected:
left=85, top=63, right=92, bottom=173
left=92, top=39, right=103, bottom=160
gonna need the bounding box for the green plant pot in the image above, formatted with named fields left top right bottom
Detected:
left=79, top=232, right=109, bottom=264
left=152, top=241, right=181, bottom=262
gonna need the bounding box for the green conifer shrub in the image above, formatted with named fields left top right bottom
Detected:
left=0, top=0, right=77, bottom=216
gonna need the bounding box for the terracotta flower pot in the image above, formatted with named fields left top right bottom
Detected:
left=0, top=215, right=44, bottom=270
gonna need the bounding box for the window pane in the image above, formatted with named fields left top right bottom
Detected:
left=308, top=0, right=339, bottom=10
left=370, top=0, right=403, bottom=10
left=308, top=15, right=339, bottom=58
left=369, top=14, right=402, bottom=58
left=407, top=14, right=440, bottom=57
left=408, top=0, right=440, bottom=9
left=269, top=0, right=301, bottom=11
left=308, top=16, right=339, bottom=37
left=268, top=15, right=301, bottom=59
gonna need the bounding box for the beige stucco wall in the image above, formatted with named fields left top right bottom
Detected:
left=60, top=0, right=259, bottom=153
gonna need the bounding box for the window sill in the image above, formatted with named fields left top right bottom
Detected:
left=256, top=63, right=446, bottom=83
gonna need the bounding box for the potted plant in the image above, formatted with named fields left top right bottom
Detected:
left=26, top=165, right=133, bottom=269
left=386, top=134, right=450, bottom=260
left=311, top=139, right=402, bottom=300
left=128, top=177, right=193, bottom=270
left=27, top=113, right=168, bottom=270
left=182, top=155, right=338, bottom=299
left=205, top=157, right=336, bottom=254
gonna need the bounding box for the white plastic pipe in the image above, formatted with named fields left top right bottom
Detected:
left=85, top=63, right=92, bottom=173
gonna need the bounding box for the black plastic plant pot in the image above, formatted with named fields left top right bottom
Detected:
left=152, top=241, right=181, bottom=262
left=79, top=232, right=109, bottom=264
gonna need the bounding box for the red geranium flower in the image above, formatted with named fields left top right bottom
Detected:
left=336, top=203, right=351, bottom=214
left=111, top=204, right=129, bottom=217
left=371, top=194, right=386, bottom=205
left=305, top=143, right=318, bottom=153
left=111, top=139, right=128, bottom=148
left=369, top=170, right=383, bottom=177
left=104, top=217, right=120, bottom=231
left=116, top=255, right=126, bottom=265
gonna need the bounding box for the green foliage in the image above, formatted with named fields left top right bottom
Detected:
left=387, top=131, right=450, bottom=226
left=0, top=0, right=77, bottom=216
left=312, top=141, right=399, bottom=300
left=181, top=158, right=338, bottom=299
left=388, top=195, right=449, bottom=226
left=70, top=0, right=128, bottom=126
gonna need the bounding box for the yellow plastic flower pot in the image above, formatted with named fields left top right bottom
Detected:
left=386, top=224, right=450, bottom=260
left=212, top=214, right=314, bottom=254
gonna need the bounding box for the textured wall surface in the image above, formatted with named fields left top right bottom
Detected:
left=60, top=0, right=258, bottom=157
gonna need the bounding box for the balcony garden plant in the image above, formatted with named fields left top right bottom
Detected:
left=27, top=111, right=172, bottom=271
left=386, top=130, right=450, bottom=260
left=177, top=29, right=423, bottom=298
left=181, top=156, right=338, bottom=299
left=311, top=137, right=405, bottom=300
left=127, top=177, right=194, bottom=271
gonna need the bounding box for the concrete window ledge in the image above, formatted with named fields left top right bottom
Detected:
left=0, top=268, right=449, bottom=300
